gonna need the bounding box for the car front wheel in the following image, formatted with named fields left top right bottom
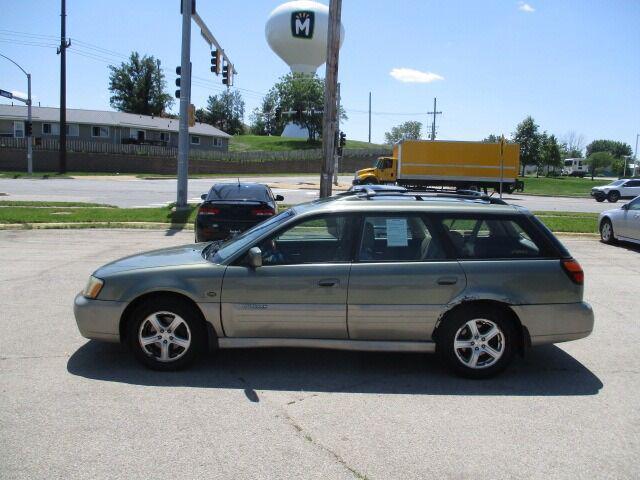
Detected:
left=607, top=190, right=620, bottom=202
left=127, top=299, right=206, bottom=370
left=437, top=306, right=516, bottom=378
left=600, top=218, right=615, bottom=244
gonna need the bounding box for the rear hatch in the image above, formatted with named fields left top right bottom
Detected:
left=198, top=200, right=274, bottom=223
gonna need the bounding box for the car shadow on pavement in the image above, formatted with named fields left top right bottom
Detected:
left=67, top=341, right=602, bottom=396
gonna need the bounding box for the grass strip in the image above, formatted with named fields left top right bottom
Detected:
left=521, top=176, right=610, bottom=197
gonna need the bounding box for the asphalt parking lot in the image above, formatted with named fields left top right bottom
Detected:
left=1, top=229, right=638, bottom=479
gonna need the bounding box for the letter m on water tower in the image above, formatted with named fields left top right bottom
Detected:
left=291, top=11, right=314, bottom=38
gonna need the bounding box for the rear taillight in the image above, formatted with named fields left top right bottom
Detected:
left=251, top=208, right=274, bottom=217
left=199, top=206, right=220, bottom=215
left=561, top=258, right=584, bottom=285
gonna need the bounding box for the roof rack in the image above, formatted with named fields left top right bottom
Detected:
left=339, top=186, right=508, bottom=205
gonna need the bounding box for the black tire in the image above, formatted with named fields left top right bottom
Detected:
left=607, top=190, right=620, bottom=203
left=363, top=177, right=378, bottom=185
left=436, top=305, right=517, bottom=379
left=595, top=195, right=605, bottom=202
left=600, top=218, right=615, bottom=244
left=127, top=298, right=207, bottom=371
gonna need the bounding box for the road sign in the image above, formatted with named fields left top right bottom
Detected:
left=0, top=89, right=13, bottom=99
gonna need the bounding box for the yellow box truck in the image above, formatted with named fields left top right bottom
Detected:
left=353, top=140, right=523, bottom=193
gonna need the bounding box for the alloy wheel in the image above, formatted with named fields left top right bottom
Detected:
left=138, top=311, right=192, bottom=362
left=453, top=319, right=505, bottom=369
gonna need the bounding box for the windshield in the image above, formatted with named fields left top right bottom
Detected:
left=207, top=183, right=271, bottom=202
left=209, top=208, right=295, bottom=263
left=609, top=180, right=625, bottom=186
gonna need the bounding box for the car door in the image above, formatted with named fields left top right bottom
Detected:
left=620, top=197, right=640, bottom=240
left=623, top=180, right=640, bottom=199
left=220, top=214, right=355, bottom=338
left=347, top=212, right=466, bottom=341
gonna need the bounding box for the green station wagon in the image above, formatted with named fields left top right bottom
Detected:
left=74, top=190, right=594, bottom=378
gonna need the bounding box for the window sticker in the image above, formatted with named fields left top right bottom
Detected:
left=386, top=218, right=408, bottom=247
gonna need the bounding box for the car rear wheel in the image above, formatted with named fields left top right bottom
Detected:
left=600, top=218, right=615, bottom=244
left=127, top=299, right=206, bottom=370
left=607, top=190, right=620, bottom=202
left=437, top=306, right=516, bottom=378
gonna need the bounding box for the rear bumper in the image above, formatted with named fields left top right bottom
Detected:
left=74, top=293, right=126, bottom=343
left=513, top=301, right=594, bottom=346
left=195, top=218, right=260, bottom=241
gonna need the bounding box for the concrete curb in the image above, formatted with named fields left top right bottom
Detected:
left=0, top=222, right=194, bottom=231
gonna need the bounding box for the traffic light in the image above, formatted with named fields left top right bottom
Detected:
left=222, top=62, right=233, bottom=86
left=24, top=121, right=32, bottom=137
left=337, top=131, right=346, bottom=156
left=210, top=49, right=221, bottom=75
left=175, top=66, right=181, bottom=98
left=275, top=107, right=282, bottom=121
left=188, top=104, right=196, bottom=127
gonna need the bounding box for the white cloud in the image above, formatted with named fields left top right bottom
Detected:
left=518, top=2, right=535, bottom=13
left=389, top=68, right=444, bottom=84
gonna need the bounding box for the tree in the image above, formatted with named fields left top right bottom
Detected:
left=202, top=90, right=245, bottom=135
left=108, top=52, right=173, bottom=115
left=586, top=139, right=633, bottom=159
left=384, top=121, right=423, bottom=144
left=482, top=134, right=501, bottom=143
left=561, top=131, right=585, bottom=158
left=513, top=116, right=542, bottom=176
left=249, top=91, right=279, bottom=136
left=586, top=151, right=614, bottom=180
left=540, top=134, right=563, bottom=175
left=252, top=73, right=346, bottom=141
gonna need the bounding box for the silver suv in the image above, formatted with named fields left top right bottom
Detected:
left=74, top=191, right=594, bottom=378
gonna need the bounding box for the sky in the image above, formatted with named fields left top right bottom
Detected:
left=1, top=0, right=639, bottom=149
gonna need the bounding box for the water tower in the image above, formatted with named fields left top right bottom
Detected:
left=265, top=0, right=345, bottom=137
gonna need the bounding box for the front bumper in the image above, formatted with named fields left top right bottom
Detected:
left=513, top=301, right=594, bottom=346
left=74, top=293, right=127, bottom=343
left=591, top=189, right=605, bottom=197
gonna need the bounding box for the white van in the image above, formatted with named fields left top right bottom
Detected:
left=562, top=158, right=588, bottom=177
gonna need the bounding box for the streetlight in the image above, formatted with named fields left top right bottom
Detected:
left=0, top=53, right=32, bottom=174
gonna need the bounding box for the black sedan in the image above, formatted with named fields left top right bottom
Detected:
left=195, top=183, right=284, bottom=242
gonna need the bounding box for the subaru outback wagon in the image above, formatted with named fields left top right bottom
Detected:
left=74, top=190, right=593, bottom=378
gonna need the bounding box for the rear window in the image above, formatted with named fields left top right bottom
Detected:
left=440, top=215, right=552, bottom=259
left=208, top=184, right=271, bottom=202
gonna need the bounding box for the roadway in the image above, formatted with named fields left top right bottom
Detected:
left=0, top=175, right=616, bottom=213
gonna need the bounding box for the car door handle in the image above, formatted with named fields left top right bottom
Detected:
left=318, top=278, right=339, bottom=287
left=437, top=276, right=458, bottom=286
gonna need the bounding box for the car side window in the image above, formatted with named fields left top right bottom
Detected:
left=358, top=214, right=446, bottom=262
left=258, top=215, right=352, bottom=266
left=441, top=216, right=544, bottom=259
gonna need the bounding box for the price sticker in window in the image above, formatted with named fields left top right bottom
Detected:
left=386, top=218, right=408, bottom=247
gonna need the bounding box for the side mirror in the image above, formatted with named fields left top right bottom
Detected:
left=247, top=247, right=262, bottom=268
left=621, top=203, right=629, bottom=210
left=275, top=194, right=284, bottom=201
left=200, top=193, right=207, bottom=200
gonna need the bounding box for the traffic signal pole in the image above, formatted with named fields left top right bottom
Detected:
left=176, top=0, right=192, bottom=209
left=175, top=0, right=235, bottom=208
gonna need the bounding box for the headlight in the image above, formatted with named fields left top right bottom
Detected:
left=82, top=275, right=104, bottom=299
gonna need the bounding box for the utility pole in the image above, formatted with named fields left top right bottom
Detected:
left=0, top=53, right=32, bottom=174
left=333, top=82, right=340, bottom=186
left=320, top=0, right=342, bottom=198
left=57, top=0, right=70, bottom=174
left=428, top=97, right=442, bottom=141
left=634, top=133, right=639, bottom=177
left=368, top=91, right=372, bottom=143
